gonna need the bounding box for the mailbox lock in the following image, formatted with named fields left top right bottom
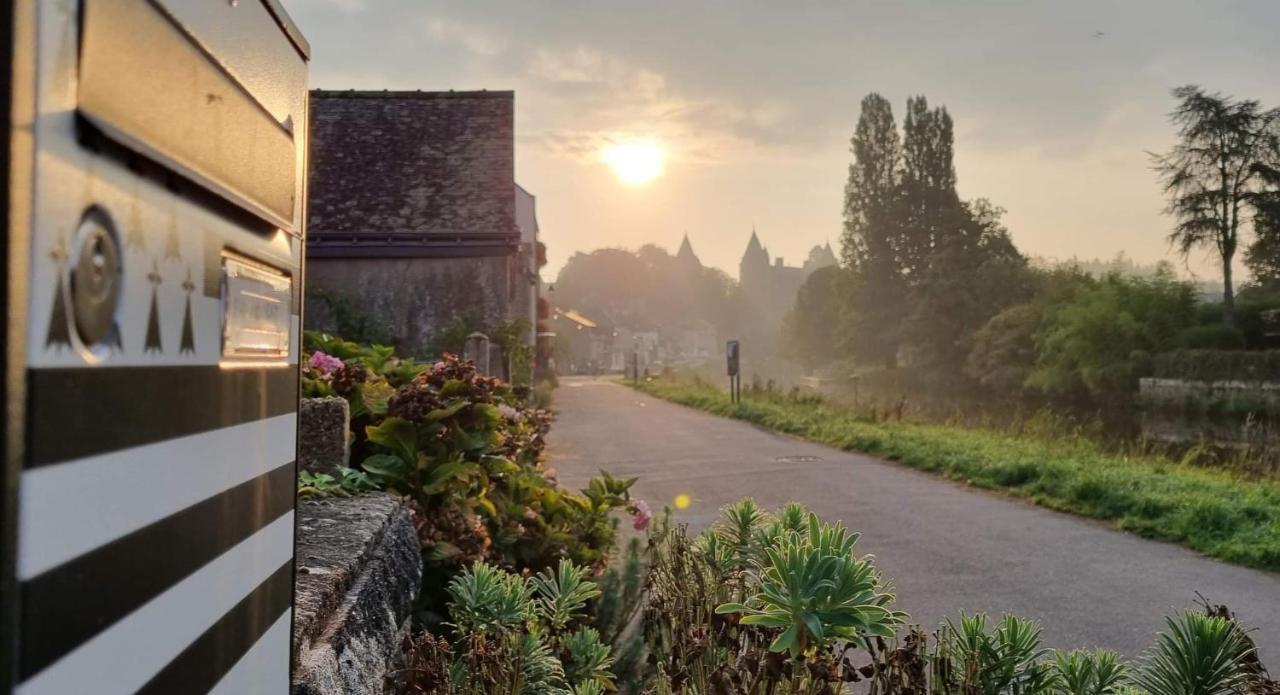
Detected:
left=69, top=207, right=122, bottom=347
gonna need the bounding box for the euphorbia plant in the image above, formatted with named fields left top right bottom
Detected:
left=716, top=512, right=905, bottom=657
left=392, top=560, right=617, bottom=695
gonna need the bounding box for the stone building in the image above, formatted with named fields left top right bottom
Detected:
left=738, top=229, right=836, bottom=323
left=515, top=184, right=544, bottom=350
left=305, top=90, right=537, bottom=358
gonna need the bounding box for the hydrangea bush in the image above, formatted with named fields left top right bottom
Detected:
left=300, top=332, right=640, bottom=624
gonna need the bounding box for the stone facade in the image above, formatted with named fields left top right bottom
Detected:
left=304, top=90, right=524, bottom=357
left=306, top=255, right=515, bottom=356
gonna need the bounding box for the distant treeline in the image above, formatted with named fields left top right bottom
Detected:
left=782, top=87, right=1280, bottom=421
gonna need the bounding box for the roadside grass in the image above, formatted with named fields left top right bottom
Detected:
left=633, top=376, right=1280, bottom=572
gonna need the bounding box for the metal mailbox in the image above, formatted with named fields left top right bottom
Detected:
left=2, top=1, right=309, bottom=692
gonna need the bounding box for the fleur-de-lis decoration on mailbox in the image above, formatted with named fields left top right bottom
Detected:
left=180, top=268, right=196, bottom=355
left=44, top=233, right=72, bottom=350
left=144, top=260, right=163, bottom=353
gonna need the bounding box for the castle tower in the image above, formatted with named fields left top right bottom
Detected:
left=739, top=227, right=773, bottom=305
left=739, top=228, right=769, bottom=279
left=803, top=241, right=839, bottom=273
left=676, top=232, right=702, bottom=275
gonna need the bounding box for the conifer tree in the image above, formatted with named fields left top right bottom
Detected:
left=840, top=93, right=904, bottom=367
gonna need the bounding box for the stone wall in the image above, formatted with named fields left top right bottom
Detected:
left=292, top=494, right=421, bottom=695
left=306, top=255, right=515, bottom=356
left=1138, top=377, right=1280, bottom=410
left=1137, top=377, right=1280, bottom=448
left=299, top=397, right=351, bottom=473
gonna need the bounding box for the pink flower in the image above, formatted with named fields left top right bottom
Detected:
left=629, top=500, right=652, bottom=531
left=497, top=404, right=520, bottom=421
left=309, top=351, right=343, bottom=375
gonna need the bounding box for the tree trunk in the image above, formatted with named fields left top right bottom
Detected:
left=1222, top=252, right=1236, bottom=328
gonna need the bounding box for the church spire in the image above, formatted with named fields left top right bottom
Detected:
left=744, top=226, right=764, bottom=261
left=740, top=226, right=772, bottom=281
left=676, top=231, right=701, bottom=271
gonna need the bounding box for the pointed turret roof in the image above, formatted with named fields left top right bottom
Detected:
left=676, top=232, right=702, bottom=272
left=741, top=226, right=771, bottom=269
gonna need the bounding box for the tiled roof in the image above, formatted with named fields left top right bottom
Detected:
left=307, top=90, right=517, bottom=255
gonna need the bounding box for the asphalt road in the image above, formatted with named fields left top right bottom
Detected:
left=546, top=376, right=1280, bottom=663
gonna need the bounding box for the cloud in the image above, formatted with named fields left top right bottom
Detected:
left=424, top=17, right=506, bottom=57
left=517, top=45, right=818, bottom=165
left=286, top=0, right=1280, bottom=279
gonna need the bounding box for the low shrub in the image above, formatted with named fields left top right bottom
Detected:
left=640, top=499, right=1277, bottom=695
left=1176, top=325, right=1248, bottom=351
left=635, top=375, right=1280, bottom=571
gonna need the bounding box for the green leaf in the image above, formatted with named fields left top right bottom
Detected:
left=769, top=624, right=800, bottom=655
left=439, top=379, right=468, bottom=398
left=365, top=417, right=418, bottom=464
left=361, top=380, right=394, bottom=416
left=361, top=454, right=409, bottom=486
left=482, top=456, right=520, bottom=476
left=425, top=541, right=461, bottom=563
left=742, top=616, right=789, bottom=628
left=474, top=403, right=502, bottom=424
left=473, top=496, right=497, bottom=518
left=422, top=460, right=470, bottom=494
left=801, top=613, right=825, bottom=641
left=426, top=400, right=469, bottom=421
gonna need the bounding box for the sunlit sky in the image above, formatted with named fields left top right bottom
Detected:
left=287, top=0, right=1280, bottom=281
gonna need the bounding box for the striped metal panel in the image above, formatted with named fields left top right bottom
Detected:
left=5, top=1, right=308, bottom=692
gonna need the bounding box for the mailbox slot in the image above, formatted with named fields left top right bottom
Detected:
left=78, top=0, right=302, bottom=231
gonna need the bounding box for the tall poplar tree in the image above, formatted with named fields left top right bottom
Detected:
left=840, top=93, right=904, bottom=366
left=899, top=96, right=961, bottom=280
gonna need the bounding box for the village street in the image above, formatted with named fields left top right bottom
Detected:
left=547, top=376, right=1280, bottom=662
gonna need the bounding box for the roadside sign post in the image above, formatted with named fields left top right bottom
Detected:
left=3, top=2, right=310, bottom=692
left=726, top=340, right=740, bottom=403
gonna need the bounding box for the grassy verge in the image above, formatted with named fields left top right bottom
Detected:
left=633, top=376, right=1280, bottom=572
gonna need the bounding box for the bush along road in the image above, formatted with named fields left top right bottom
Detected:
left=633, top=375, right=1280, bottom=572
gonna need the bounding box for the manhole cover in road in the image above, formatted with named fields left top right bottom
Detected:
left=776, top=455, right=822, bottom=463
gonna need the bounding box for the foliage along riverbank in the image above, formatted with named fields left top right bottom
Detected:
left=632, top=375, right=1280, bottom=572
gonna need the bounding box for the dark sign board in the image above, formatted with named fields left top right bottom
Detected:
left=726, top=340, right=740, bottom=377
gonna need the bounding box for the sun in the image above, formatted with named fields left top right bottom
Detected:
left=602, top=140, right=664, bottom=186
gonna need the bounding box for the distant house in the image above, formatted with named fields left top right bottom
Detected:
left=551, top=307, right=609, bottom=374
left=305, top=89, right=536, bottom=360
